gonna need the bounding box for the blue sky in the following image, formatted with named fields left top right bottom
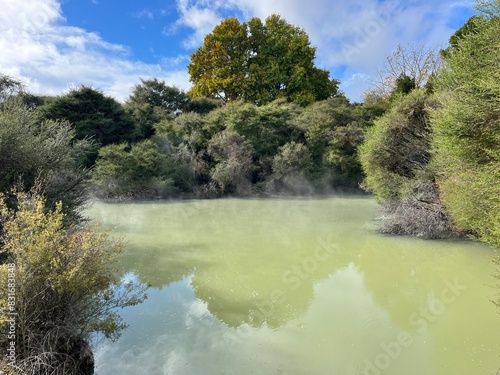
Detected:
left=0, top=0, right=475, bottom=102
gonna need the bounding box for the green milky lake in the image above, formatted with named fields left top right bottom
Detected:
left=88, top=197, right=500, bottom=375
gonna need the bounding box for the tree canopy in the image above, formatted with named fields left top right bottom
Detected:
left=188, top=15, right=340, bottom=106
left=125, top=78, right=189, bottom=139
left=0, top=78, right=91, bottom=223
left=38, top=86, right=136, bottom=165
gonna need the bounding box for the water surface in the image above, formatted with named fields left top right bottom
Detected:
left=88, top=197, right=500, bottom=374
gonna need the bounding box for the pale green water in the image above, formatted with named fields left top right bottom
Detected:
left=88, top=197, right=500, bottom=375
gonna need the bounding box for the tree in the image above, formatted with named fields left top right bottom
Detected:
left=367, top=43, right=441, bottom=99
left=290, top=97, right=370, bottom=188
left=0, top=76, right=24, bottom=105
left=203, top=100, right=302, bottom=183
left=431, top=1, right=500, bottom=248
left=207, top=131, right=254, bottom=195
left=91, top=140, right=175, bottom=199
left=188, top=17, right=249, bottom=103
left=125, top=78, right=189, bottom=139
left=268, top=142, right=314, bottom=194
left=0, top=188, right=146, bottom=374
left=182, top=97, right=221, bottom=115
left=188, top=15, right=340, bottom=106
left=0, top=84, right=91, bottom=224
left=245, top=15, right=340, bottom=106
left=324, top=121, right=366, bottom=188
left=38, top=86, right=136, bottom=166
left=440, top=16, right=482, bottom=59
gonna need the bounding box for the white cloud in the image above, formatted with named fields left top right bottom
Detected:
left=0, top=0, right=191, bottom=101
left=132, top=8, right=155, bottom=20
left=171, top=0, right=223, bottom=49
left=173, top=0, right=474, bottom=101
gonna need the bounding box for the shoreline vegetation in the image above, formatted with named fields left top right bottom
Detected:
left=0, top=1, right=498, bottom=373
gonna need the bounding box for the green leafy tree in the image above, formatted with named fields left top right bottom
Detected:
left=188, top=17, right=249, bottom=103
left=431, top=1, right=500, bottom=248
left=359, top=91, right=435, bottom=199
left=203, top=100, right=302, bottom=183
left=0, top=81, right=91, bottom=223
left=182, top=97, right=221, bottom=115
left=440, top=16, right=482, bottom=59
left=91, top=140, right=175, bottom=199
left=291, top=97, right=369, bottom=188
left=38, top=86, right=136, bottom=166
left=188, top=15, right=340, bottom=106
left=268, top=142, right=314, bottom=194
left=293, top=97, right=355, bottom=166
left=325, top=121, right=366, bottom=188
left=125, top=78, right=189, bottom=139
left=245, top=15, right=339, bottom=106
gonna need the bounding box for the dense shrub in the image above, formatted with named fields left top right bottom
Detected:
left=0, top=92, right=91, bottom=223
left=91, top=141, right=175, bottom=199
left=359, top=90, right=436, bottom=200
left=358, top=90, right=454, bottom=238
left=37, top=87, right=136, bottom=166
left=267, top=142, right=314, bottom=194
left=207, top=131, right=254, bottom=195
left=0, top=188, right=146, bottom=374
left=431, top=2, right=500, bottom=248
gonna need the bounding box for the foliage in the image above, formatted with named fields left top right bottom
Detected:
left=440, top=16, right=482, bottom=59
left=367, top=43, right=441, bottom=99
left=37, top=86, right=136, bottom=166
left=182, top=97, right=221, bottom=115
left=60, top=81, right=380, bottom=198
left=188, top=17, right=249, bottom=103
left=207, top=131, right=254, bottom=195
left=0, top=188, right=146, bottom=374
left=359, top=90, right=436, bottom=200
left=0, top=89, right=91, bottom=224
left=125, top=78, right=189, bottom=139
left=358, top=90, right=453, bottom=238
left=0, top=76, right=24, bottom=106
left=294, top=97, right=354, bottom=164
left=203, top=100, right=303, bottom=184
left=325, top=121, right=366, bottom=188
left=293, top=97, right=371, bottom=188
left=91, top=141, right=176, bottom=199
left=268, top=142, right=314, bottom=194
left=188, top=15, right=340, bottom=106
left=393, top=74, right=417, bottom=97
left=431, top=1, right=500, bottom=248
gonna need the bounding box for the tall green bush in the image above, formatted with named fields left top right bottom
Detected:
left=359, top=90, right=452, bottom=238
left=431, top=1, right=500, bottom=248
